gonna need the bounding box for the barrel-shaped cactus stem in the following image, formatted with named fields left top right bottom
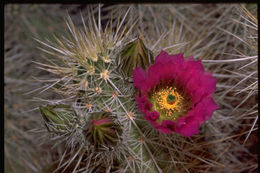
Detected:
left=35, top=9, right=161, bottom=172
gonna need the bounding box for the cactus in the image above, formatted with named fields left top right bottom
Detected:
left=5, top=4, right=257, bottom=173
left=35, top=6, right=163, bottom=172
left=35, top=4, right=258, bottom=172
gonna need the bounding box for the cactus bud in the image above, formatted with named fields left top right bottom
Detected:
left=85, top=112, right=121, bottom=147
left=118, top=38, right=154, bottom=77
left=39, top=104, right=76, bottom=133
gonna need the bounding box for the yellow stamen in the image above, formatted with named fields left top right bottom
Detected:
left=150, top=86, right=186, bottom=121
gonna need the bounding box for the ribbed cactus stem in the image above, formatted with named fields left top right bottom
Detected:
left=129, top=125, right=158, bottom=173
left=115, top=96, right=162, bottom=172
left=36, top=13, right=163, bottom=172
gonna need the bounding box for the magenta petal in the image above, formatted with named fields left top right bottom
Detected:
left=145, top=111, right=160, bottom=122
left=133, top=67, right=148, bottom=91
left=194, top=96, right=219, bottom=121
left=174, top=96, right=218, bottom=137
left=156, top=125, right=172, bottom=134
left=135, top=95, right=152, bottom=114
left=154, top=51, right=172, bottom=64
left=146, top=63, right=162, bottom=89
left=144, top=115, right=161, bottom=129
left=149, top=111, right=160, bottom=121
left=157, top=127, right=172, bottom=134
left=151, top=53, right=184, bottom=83
left=174, top=114, right=200, bottom=137
left=169, top=53, right=185, bottom=64
left=184, top=58, right=204, bottom=72
left=174, top=59, right=204, bottom=88
left=145, top=118, right=175, bottom=134
left=175, top=121, right=200, bottom=137
left=186, top=73, right=217, bottom=105
left=155, top=120, right=176, bottom=134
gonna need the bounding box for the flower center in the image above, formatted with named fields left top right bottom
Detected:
left=149, top=85, right=189, bottom=122
left=167, top=94, right=176, bottom=104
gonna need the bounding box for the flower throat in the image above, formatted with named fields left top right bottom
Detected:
left=148, top=84, right=190, bottom=122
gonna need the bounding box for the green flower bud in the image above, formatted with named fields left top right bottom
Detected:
left=85, top=112, right=122, bottom=147
left=39, top=104, right=76, bottom=133
left=118, top=38, right=154, bottom=77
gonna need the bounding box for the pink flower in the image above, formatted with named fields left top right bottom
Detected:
left=133, top=51, right=218, bottom=137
